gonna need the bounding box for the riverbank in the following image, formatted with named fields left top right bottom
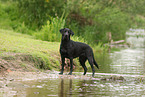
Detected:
left=0, top=29, right=106, bottom=75
left=0, top=28, right=103, bottom=96
left=0, top=29, right=61, bottom=72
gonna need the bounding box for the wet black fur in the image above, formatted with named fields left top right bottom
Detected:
left=59, top=28, right=99, bottom=77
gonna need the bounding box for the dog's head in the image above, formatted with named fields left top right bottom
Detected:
left=60, top=28, right=74, bottom=41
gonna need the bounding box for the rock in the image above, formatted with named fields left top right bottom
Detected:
left=100, top=77, right=107, bottom=81
left=100, top=76, right=125, bottom=81
left=109, top=76, right=125, bottom=81
left=9, top=79, right=14, bottom=81
left=118, top=76, right=125, bottom=80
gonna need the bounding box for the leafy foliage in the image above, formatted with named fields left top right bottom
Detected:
left=0, top=0, right=145, bottom=44
left=65, top=0, right=133, bottom=43
left=34, top=15, right=65, bottom=42
left=16, top=0, right=65, bottom=29
left=0, top=1, right=18, bottom=30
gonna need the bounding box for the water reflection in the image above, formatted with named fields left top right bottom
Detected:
left=105, top=29, right=145, bottom=75
left=110, top=48, right=145, bottom=75
left=58, top=78, right=97, bottom=97
left=59, top=78, right=73, bottom=97
left=12, top=74, right=145, bottom=96
left=54, top=78, right=145, bottom=97
left=93, top=30, right=145, bottom=75
left=59, top=78, right=64, bottom=97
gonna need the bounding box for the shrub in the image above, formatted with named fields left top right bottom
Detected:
left=34, top=15, right=65, bottom=42
left=16, top=0, right=65, bottom=29
left=65, top=0, right=133, bottom=43
left=0, top=1, right=18, bottom=30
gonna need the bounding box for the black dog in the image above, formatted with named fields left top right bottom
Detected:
left=59, top=28, right=99, bottom=77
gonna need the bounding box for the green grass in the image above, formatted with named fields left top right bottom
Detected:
left=0, top=29, right=107, bottom=71
left=0, top=29, right=60, bottom=70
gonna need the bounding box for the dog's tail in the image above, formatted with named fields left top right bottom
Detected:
left=93, top=57, right=99, bottom=69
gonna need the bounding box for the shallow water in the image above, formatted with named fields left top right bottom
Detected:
left=11, top=78, right=145, bottom=97
left=10, top=29, right=145, bottom=97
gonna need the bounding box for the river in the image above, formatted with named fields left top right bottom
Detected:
left=8, top=29, right=145, bottom=97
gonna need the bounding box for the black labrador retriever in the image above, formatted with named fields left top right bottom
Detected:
left=59, top=28, right=99, bottom=77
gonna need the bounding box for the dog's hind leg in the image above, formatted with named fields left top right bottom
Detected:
left=79, top=56, right=87, bottom=75
left=87, top=56, right=95, bottom=77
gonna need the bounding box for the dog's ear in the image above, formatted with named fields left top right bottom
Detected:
left=70, top=30, right=74, bottom=36
left=60, top=28, right=64, bottom=34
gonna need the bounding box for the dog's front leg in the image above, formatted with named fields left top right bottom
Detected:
left=59, top=56, right=65, bottom=75
left=68, top=58, right=73, bottom=75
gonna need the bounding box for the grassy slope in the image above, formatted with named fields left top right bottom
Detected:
left=0, top=29, right=106, bottom=73
left=0, top=29, right=60, bottom=70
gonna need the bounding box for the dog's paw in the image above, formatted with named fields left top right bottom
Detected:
left=59, top=72, right=63, bottom=75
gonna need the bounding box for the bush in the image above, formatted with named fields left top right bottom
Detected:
left=1, top=0, right=145, bottom=45
left=0, top=1, right=18, bottom=30
left=16, top=0, right=65, bottom=29
left=34, top=15, right=65, bottom=42
left=134, top=15, right=145, bottom=28
left=14, top=22, right=29, bottom=34
left=65, top=0, right=133, bottom=43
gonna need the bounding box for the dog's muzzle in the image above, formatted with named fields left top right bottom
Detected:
left=63, top=32, right=69, bottom=40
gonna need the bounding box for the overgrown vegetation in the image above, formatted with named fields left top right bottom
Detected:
left=0, top=0, right=145, bottom=44
left=34, top=15, right=66, bottom=42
